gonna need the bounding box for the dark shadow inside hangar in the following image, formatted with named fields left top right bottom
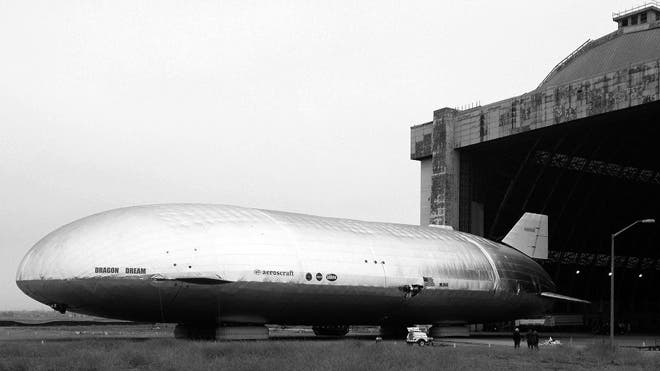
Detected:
left=458, top=100, right=660, bottom=330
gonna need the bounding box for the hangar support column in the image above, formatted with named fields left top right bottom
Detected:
left=430, top=108, right=460, bottom=228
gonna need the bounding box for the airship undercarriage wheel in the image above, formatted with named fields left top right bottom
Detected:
left=312, top=325, right=350, bottom=337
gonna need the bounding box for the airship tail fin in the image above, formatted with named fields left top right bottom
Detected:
left=502, top=213, right=548, bottom=259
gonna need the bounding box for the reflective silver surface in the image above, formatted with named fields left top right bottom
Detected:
left=17, top=204, right=556, bottom=325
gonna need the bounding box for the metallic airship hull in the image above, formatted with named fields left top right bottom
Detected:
left=16, top=204, right=561, bottom=337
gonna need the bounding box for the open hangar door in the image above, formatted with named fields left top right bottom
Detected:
left=458, top=100, right=660, bottom=332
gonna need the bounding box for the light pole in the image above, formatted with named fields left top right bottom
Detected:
left=610, top=218, right=655, bottom=348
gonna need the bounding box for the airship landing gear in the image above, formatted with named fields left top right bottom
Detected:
left=174, top=323, right=270, bottom=340
left=312, top=325, right=350, bottom=337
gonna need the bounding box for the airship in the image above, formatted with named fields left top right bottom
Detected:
left=16, top=204, right=586, bottom=340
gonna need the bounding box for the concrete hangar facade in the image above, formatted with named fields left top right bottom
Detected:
left=410, top=4, right=660, bottom=331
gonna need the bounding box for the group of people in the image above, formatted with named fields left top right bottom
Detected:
left=512, top=328, right=539, bottom=349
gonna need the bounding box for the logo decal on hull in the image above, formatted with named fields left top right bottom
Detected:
left=125, top=267, right=147, bottom=274
left=254, top=269, right=294, bottom=277
left=326, top=273, right=337, bottom=281
left=95, top=267, right=119, bottom=274
left=94, top=267, right=148, bottom=274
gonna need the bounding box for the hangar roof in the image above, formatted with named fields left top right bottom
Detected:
left=539, top=26, right=660, bottom=89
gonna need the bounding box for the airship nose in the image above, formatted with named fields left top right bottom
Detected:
left=15, top=213, right=106, bottom=307
left=15, top=225, right=68, bottom=307
left=15, top=206, right=165, bottom=308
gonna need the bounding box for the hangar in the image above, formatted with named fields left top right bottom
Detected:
left=410, top=4, right=660, bottom=331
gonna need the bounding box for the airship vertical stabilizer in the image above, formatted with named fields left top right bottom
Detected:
left=502, top=213, right=548, bottom=259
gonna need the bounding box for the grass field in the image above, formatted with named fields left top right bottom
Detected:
left=1, top=337, right=659, bottom=371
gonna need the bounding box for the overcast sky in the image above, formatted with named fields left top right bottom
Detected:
left=1, top=0, right=631, bottom=309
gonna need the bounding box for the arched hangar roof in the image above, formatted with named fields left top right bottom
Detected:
left=539, top=26, right=660, bottom=89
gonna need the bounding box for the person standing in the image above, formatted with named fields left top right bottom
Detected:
left=526, top=329, right=533, bottom=349
left=531, top=330, right=540, bottom=350
left=512, top=328, right=521, bottom=348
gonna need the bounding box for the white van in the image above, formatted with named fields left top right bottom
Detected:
left=406, top=327, right=433, bottom=346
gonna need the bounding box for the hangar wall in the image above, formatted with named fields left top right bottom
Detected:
left=411, top=41, right=660, bottom=229
left=410, top=6, right=660, bottom=330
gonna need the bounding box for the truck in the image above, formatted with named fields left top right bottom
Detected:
left=406, top=327, right=433, bottom=346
